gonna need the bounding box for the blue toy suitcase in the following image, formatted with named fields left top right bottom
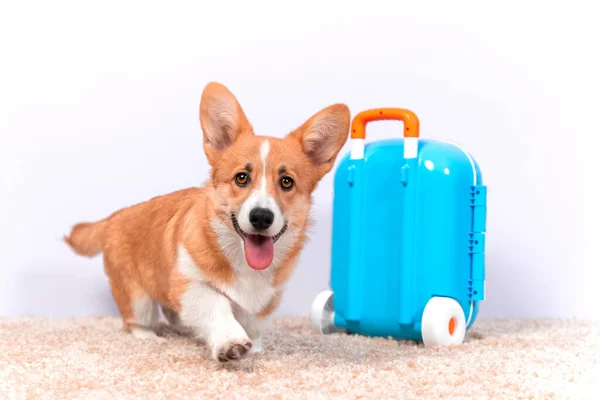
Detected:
left=309, top=108, right=487, bottom=347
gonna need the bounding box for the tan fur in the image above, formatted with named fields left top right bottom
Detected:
left=64, top=221, right=107, bottom=257
left=65, top=82, right=350, bottom=358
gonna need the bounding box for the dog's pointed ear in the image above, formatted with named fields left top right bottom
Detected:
left=287, top=104, right=350, bottom=180
left=199, top=82, right=253, bottom=165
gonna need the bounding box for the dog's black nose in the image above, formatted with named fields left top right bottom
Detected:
left=249, top=208, right=274, bottom=231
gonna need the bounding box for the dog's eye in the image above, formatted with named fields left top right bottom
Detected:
left=280, top=176, right=294, bottom=191
left=235, top=172, right=249, bottom=187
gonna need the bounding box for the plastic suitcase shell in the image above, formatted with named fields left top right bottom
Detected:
left=310, top=108, right=487, bottom=347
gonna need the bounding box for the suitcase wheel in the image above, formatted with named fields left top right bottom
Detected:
left=309, top=290, right=346, bottom=335
left=421, top=296, right=467, bottom=347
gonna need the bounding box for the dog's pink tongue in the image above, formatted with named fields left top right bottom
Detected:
left=244, top=235, right=274, bottom=270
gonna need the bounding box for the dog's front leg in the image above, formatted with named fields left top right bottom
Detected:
left=179, top=282, right=252, bottom=362
left=233, top=306, right=272, bottom=354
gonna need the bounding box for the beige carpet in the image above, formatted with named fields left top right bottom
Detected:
left=0, top=316, right=598, bottom=399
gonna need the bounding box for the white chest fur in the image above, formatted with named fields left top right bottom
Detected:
left=219, top=269, right=276, bottom=315
left=177, top=243, right=277, bottom=316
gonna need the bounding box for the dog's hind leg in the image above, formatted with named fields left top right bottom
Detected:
left=105, top=260, right=164, bottom=341
left=128, top=293, right=164, bottom=340
left=160, top=304, right=196, bottom=337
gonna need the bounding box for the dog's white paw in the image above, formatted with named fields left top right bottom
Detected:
left=213, top=339, right=253, bottom=362
left=249, top=337, right=263, bottom=354
left=131, top=327, right=167, bottom=343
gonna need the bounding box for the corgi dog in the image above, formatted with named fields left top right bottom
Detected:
left=64, top=82, right=350, bottom=362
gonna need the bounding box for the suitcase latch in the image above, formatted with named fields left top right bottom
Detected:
left=347, top=165, right=355, bottom=186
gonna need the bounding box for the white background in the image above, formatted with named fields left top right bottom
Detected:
left=1, top=0, right=598, bottom=320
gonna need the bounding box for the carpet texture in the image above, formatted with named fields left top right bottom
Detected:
left=0, top=316, right=598, bottom=399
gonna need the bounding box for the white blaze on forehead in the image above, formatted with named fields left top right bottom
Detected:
left=260, top=139, right=270, bottom=193
left=237, top=138, right=285, bottom=237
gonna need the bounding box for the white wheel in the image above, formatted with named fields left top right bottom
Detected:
left=309, top=290, right=346, bottom=335
left=421, top=297, right=466, bottom=347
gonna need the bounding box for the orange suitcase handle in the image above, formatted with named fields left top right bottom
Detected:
left=351, top=108, right=420, bottom=139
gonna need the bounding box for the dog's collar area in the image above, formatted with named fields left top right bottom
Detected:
left=230, top=214, right=287, bottom=243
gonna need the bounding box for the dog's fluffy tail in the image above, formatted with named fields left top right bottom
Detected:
left=64, top=220, right=107, bottom=257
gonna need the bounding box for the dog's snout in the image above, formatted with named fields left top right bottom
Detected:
left=249, top=208, right=274, bottom=230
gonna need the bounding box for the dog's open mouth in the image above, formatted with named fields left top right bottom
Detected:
left=231, top=214, right=287, bottom=270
